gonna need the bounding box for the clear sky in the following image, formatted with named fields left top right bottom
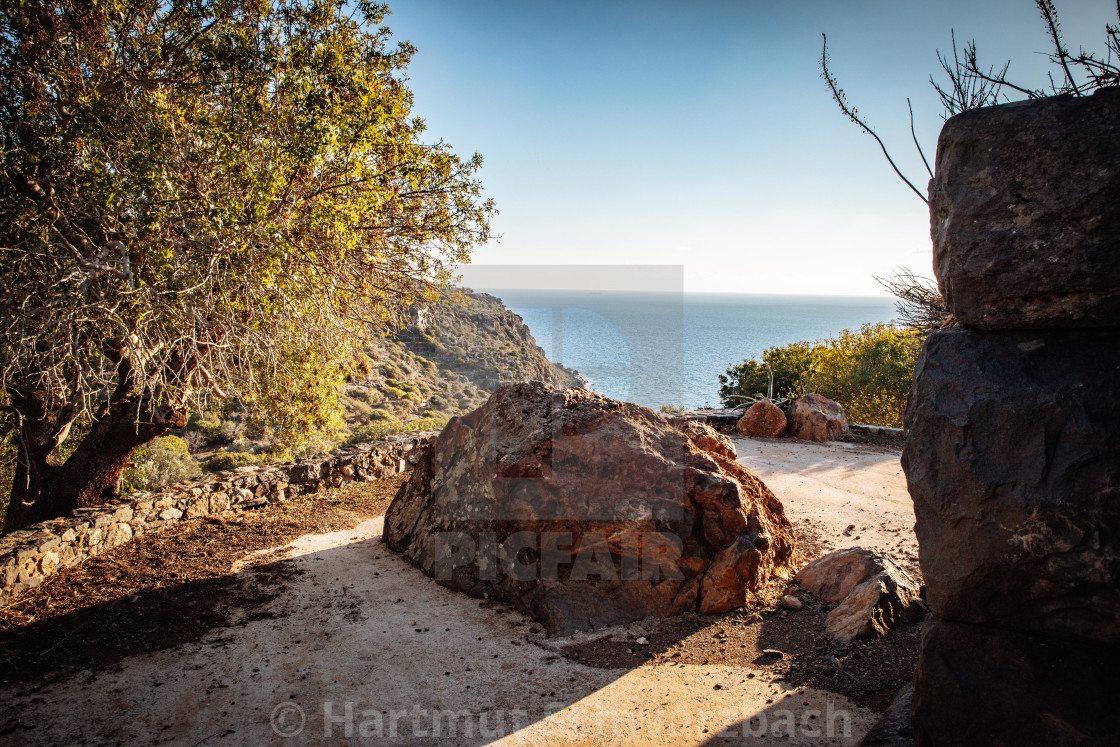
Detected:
left=384, top=0, right=1116, bottom=295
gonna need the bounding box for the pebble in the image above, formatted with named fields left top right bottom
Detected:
left=636, top=637, right=648, bottom=645
left=781, top=594, right=803, bottom=611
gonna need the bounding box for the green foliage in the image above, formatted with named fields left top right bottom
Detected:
left=0, top=0, right=494, bottom=512
left=121, top=436, right=201, bottom=492
left=813, top=324, right=920, bottom=428
left=720, top=324, right=919, bottom=428
left=719, top=342, right=816, bottom=405
left=345, top=415, right=448, bottom=446
left=201, top=451, right=268, bottom=473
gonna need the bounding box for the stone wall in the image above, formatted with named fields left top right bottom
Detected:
left=903, top=87, right=1120, bottom=746
left=0, top=433, right=434, bottom=607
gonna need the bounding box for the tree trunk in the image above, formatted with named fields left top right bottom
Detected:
left=2, top=389, right=175, bottom=533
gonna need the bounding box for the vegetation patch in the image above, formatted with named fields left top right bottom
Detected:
left=720, top=323, right=919, bottom=428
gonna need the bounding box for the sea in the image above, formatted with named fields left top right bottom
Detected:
left=480, top=289, right=898, bottom=411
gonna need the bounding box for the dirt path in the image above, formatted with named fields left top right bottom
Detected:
left=736, top=437, right=919, bottom=577
left=0, top=438, right=913, bottom=746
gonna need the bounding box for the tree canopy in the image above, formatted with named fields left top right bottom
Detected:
left=0, top=0, right=493, bottom=530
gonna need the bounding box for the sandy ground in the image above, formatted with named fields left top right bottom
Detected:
left=0, top=438, right=913, bottom=746
left=736, top=437, right=919, bottom=575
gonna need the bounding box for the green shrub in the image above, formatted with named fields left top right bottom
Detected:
left=813, top=323, right=919, bottom=428
left=345, top=416, right=449, bottom=446
left=346, top=387, right=377, bottom=405
left=719, top=323, right=919, bottom=428
left=122, top=435, right=201, bottom=492
left=368, top=409, right=398, bottom=423
left=719, top=341, right=816, bottom=405
left=201, top=451, right=268, bottom=473
left=342, top=395, right=374, bottom=422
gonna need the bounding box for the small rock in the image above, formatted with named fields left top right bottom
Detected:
left=782, top=594, right=803, bottom=611
left=636, top=637, right=648, bottom=645
left=787, top=393, right=848, bottom=442
left=735, top=400, right=787, bottom=438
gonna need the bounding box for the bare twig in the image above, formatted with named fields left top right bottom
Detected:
left=820, top=35, right=929, bottom=204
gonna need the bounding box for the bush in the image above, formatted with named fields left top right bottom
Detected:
left=182, top=412, right=240, bottom=446
left=345, top=387, right=377, bottom=405
left=719, top=341, right=816, bottom=404
left=122, top=436, right=200, bottom=492
left=201, top=451, right=268, bottom=473
left=813, top=323, right=919, bottom=428
left=368, top=409, right=398, bottom=423
left=719, top=323, right=919, bottom=428
left=345, top=416, right=449, bottom=446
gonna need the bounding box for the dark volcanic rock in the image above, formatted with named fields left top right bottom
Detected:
left=912, top=620, right=1120, bottom=747
left=787, top=393, right=848, bottom=442
left=903, top=328, right=1120, bottom=644
left=930, top=87, right=1120, bottom=329
left=859, top=684, right=913, bottom=747
left=383, top=382, right=795, bottom=634
left=735, top=400, right=787, bottom=438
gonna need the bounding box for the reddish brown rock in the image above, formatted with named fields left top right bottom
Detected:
left=670, top=418, right=737, bottom=460
left=787, top=393, right=848, bottom=442
left=735, top=400, right=787, bottom=438
left=384, top=382, right=795, bottom=634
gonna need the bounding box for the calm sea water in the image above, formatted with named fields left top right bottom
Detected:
left=482, top=289, right=897, bottom=410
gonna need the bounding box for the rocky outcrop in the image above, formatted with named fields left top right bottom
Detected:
left=735, top=400, right=787, bottom=438
left=904, top=328, right=1120, bottom=643
left=383, top=383, right=794, bottom=634
left=787, top=393, right=848, bottom=442
left=796, top=548, right=921, bottom=643
left=0, top=434, right=432, bottom=606
left=907, top=90, right=1120, bottom=746
left=397, top=290, right=583, bottom=393
left=930, top=87, right=1120, bottom=330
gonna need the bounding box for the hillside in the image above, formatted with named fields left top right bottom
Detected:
left=337, top=289, right=582, bottom=437
left=151, top=289, right=582, bottom=475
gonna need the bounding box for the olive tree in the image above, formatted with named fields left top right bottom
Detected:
left=0, top=0, right=493, bottom=531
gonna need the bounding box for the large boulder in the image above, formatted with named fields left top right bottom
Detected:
left=735, top=400, right=787, bottom=438
left=384, top=383, right=795, bottom=634
left=787, top=393, right=848, bottom=442
left=930, top=87, right=1120, bottom=330
left=912, top=620, right=1120, bottom=746
left=904, top=328, right=1120, bottom=644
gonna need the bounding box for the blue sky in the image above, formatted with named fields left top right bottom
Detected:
left=384, top=0, right=1117, bottom=295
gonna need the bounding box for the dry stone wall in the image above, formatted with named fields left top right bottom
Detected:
left=0, top=433, right=434, bottom=606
